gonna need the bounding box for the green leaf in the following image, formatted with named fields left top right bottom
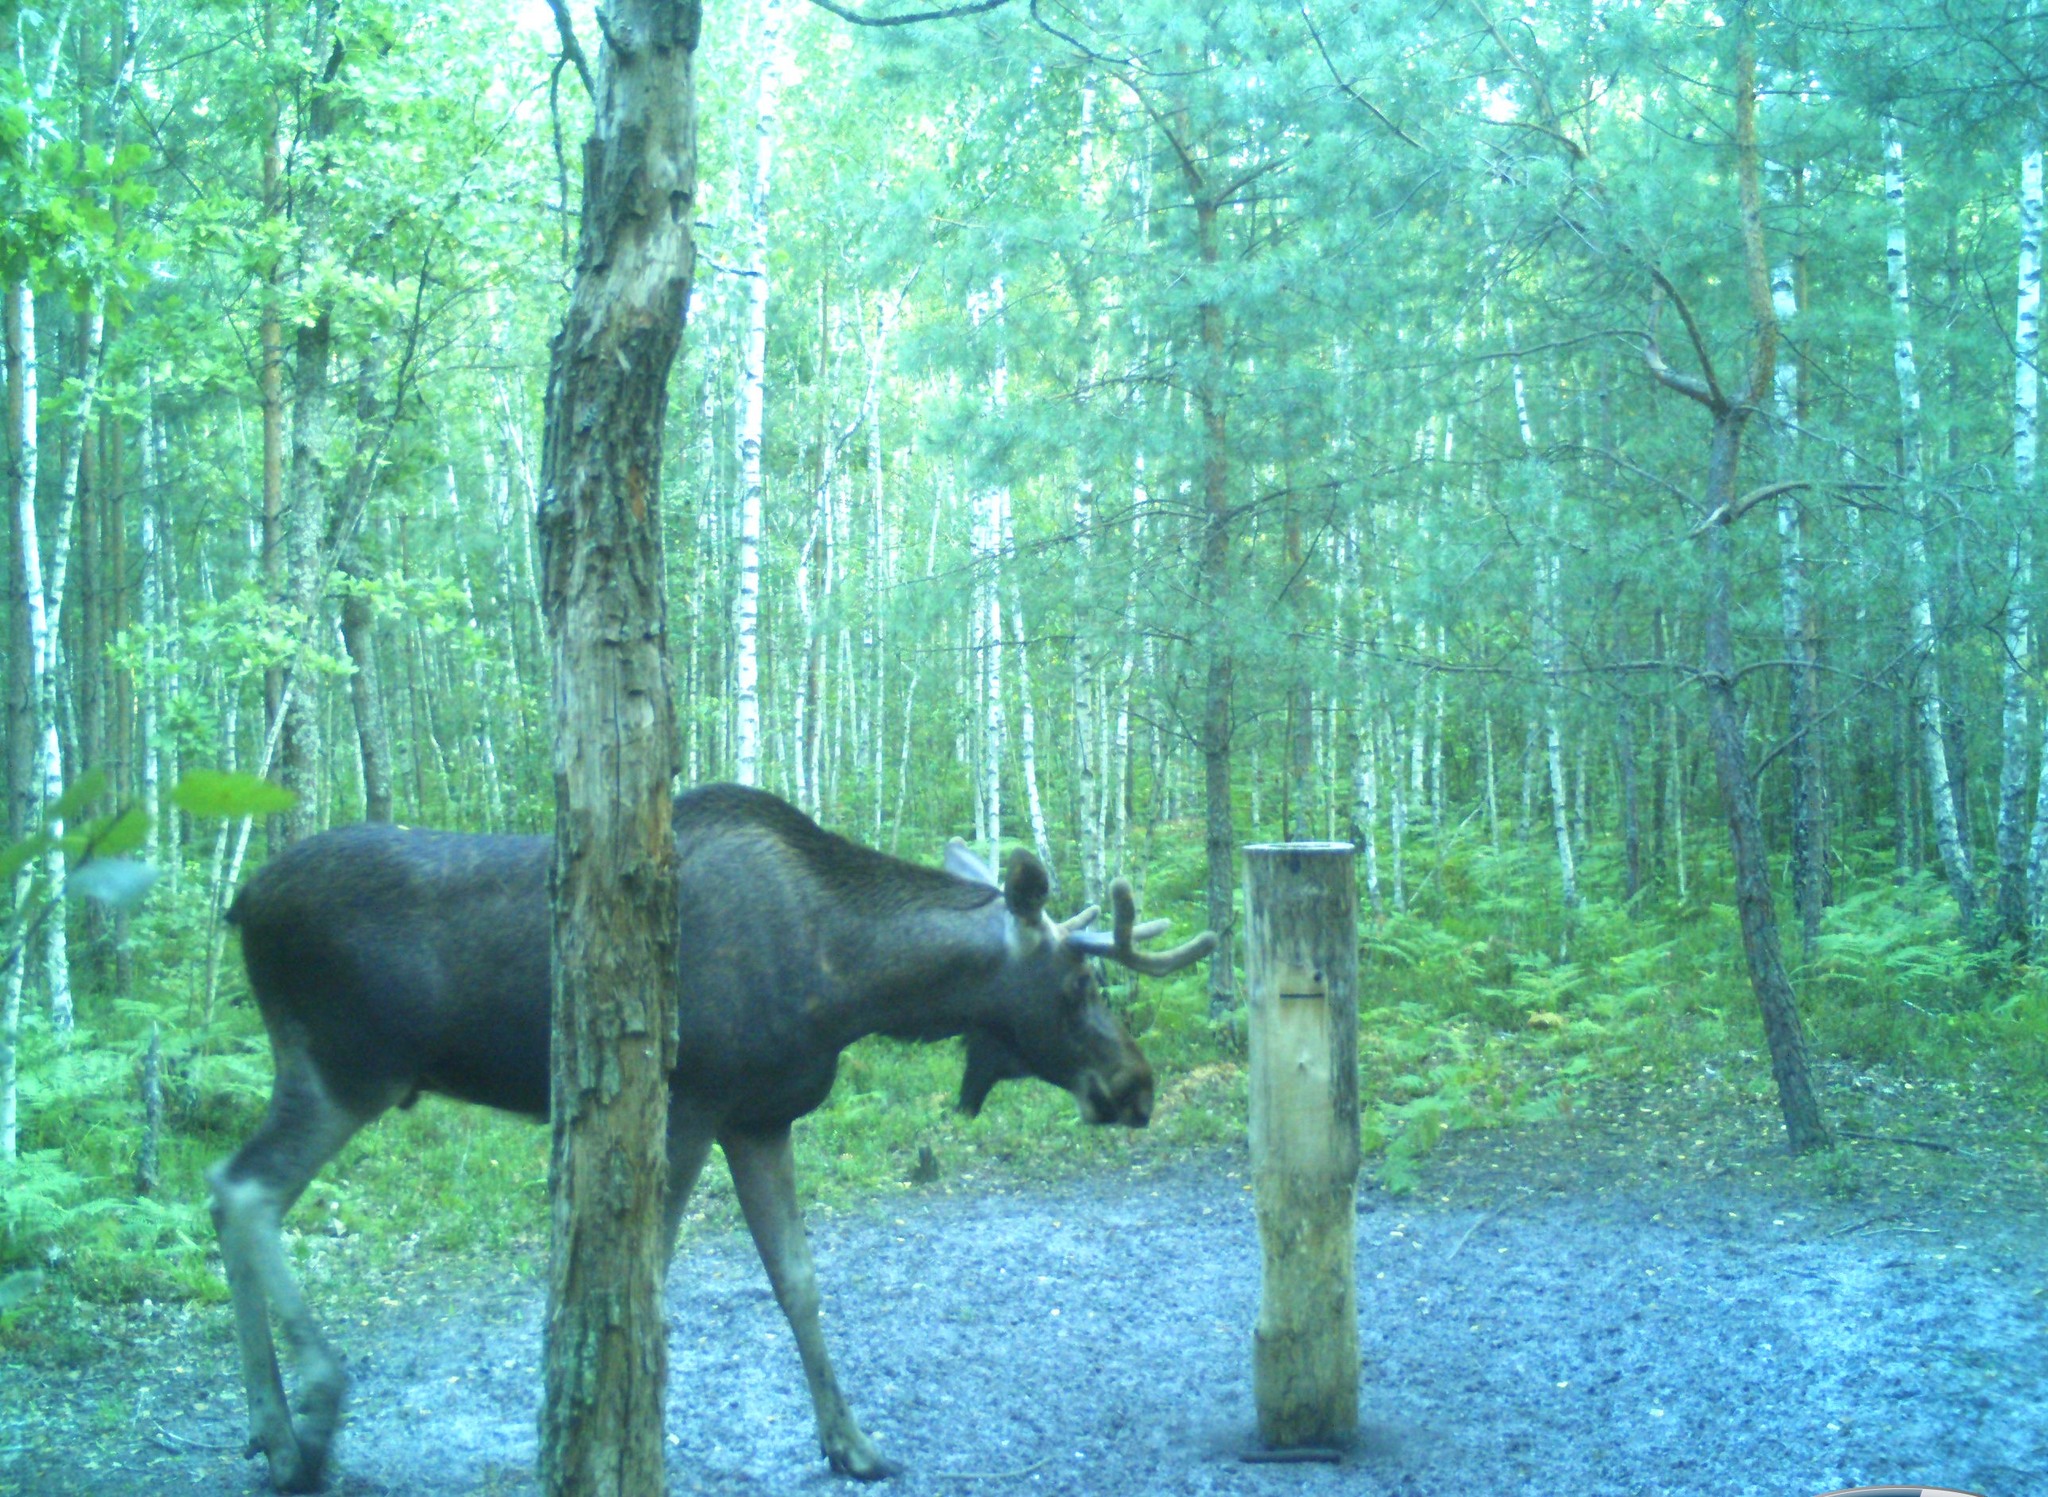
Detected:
left=0, top=1269, right=47, bottom=1312
left=171, top=769, right=297, bottom=819
left=0, top=831, right=51, bottom=887
left=49, top=767, right=110, bottom=824
left=67, top=858, right=158, bottom=909
left=87, top=806, right=151, bottom=859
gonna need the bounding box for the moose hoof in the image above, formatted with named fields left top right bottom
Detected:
left=250, top=1429, right=323, bottom=1494
left=826, top=1435, right=897, bottom=1481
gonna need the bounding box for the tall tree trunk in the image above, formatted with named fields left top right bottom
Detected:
left=339, top=552, right=393, bottom=822
left=1618, top=708, right=1643, bottom=902
left=1883, top=116, right=1975, bottom=929
left=1284, top=504, right=1315, bottom=843
left=1771, top=246, right=1827, bottom=957
left=1658, top=14, right=1828, bottom=1153
left=6, top=282, right=70, bottom=1034
left=1003, top=499, right=1053, bottom=876
left=1192, top=197, right=1237, bottom=1016
left=137, top=388, right=165, bottom=876
left=3, top=285, right=28, bottom=1153
left=533, top=2, right=697, bottom=1491
left=974, top=277, right=1009, bottom=862
left=1511, top=334, right=1577, bottom=910
left=1483, top=711, right=1500, bottom=853
left=281, top=6, right=341, bottom=844
left=1352, top=685, right=1382, bottom=919
left=731, top=0, right=785, bottom=790
left=260, top=8, right=287, bottom=851
left=2004, top=133, right=2042, bottom=944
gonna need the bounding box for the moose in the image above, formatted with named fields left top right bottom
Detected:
left=209, top=783, right=1214, bottom=1491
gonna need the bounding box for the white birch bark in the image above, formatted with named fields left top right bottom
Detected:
left=1511, top=322, right=1577, bottom=908
left=1431, top=627, right=1446, bottom=845
left=1520, top=714, right=1537, bottom=843
left=443, top=461, right=504, bottom=827
left=1409, top=618, right=1427, bottom=811
left=43, top=302, right=103, bottom=657
left=863, top=294, right=892, bottom=842
left=7, top=283, right=70, bottom=1032
left=890, top=499, right=943, bottom=850
left=974, top=277, right=1009, bottom=862
left=1071, top=77, right=1104, bottom=904
left=1884, top=118, right=1975, bottom=925
left=793, top=516, right=816, bottom=814
left=1483, top=712, right=1500, bottom=852
left=1354, top=685, right=1382, bottom=918
left=1770, top=243, right=1830, bottom=954
left=138, top=399, right=164, bottom=871
left=1386, top=709, right=1407, bottom=913
left=1110, top=449, right=1145, bottom=883
left=1668, top=697, right=1687, bottom=901
left=731, top=0, right=788, bottom=789
left=2010, top=132, right=2048, bottom=935
left=1008, top=574, right=1053, bottom=877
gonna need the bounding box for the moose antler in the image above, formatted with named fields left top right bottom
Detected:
left=1067, top=879, right=1217, bottom=977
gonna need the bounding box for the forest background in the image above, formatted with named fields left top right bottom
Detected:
left=2, top=0, right=2045, bottom=1321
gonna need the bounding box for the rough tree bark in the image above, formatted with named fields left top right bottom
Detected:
left=282, top=4, right=343, bottom=844
left=532, top=2, right=698, bottom=1492
left=1647, top=10, right=1829, bottom=1153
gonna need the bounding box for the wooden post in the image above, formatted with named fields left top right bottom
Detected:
left=1244, top=841, right=1360, bottom=1450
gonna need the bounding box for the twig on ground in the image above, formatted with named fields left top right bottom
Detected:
left=936, top=1456, right=1054, bottom=1480
left=1836, top=1128, right=1969, bottom=1156
left=1445, top=1206, right=1501, bottom=1262
left=153, top=1423, right=244, bottom=1452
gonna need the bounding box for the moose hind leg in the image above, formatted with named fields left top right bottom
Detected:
left=658, top=1114, right=715, bottom=1268
left=209, top=1057, right=371, bottom=1492
left=722, top=1127, right=895, bottom=1480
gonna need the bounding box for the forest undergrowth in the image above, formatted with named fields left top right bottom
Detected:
left=3, top=818, right=2043, bottom=1371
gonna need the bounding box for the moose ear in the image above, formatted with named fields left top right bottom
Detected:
left=944, top=837, right=997, bottom=887
left=1002, top=850, right=1050, bottom=924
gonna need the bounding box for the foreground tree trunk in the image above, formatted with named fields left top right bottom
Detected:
left=1649, top=11, right=1829, bottom=1154
left=533, top=3, right=698, bottom=1492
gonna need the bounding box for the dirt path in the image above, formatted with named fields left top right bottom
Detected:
left=6, top=1083, right=2044, bottom=1497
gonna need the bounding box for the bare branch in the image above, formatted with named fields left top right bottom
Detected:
left=1643, top=269, right=1726, bottom=411
left=545, top=0, right=592, bottom=99
left=1465, top=0, right=1585, bottom=162
left=1686, top=479, right=1809, bottom=538
left=803, top=0, right=1014, bottom=25
left=1300, top=3, right=1424, bottom=150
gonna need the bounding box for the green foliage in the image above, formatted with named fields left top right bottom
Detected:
left=169, top=769, right=298, bottom=821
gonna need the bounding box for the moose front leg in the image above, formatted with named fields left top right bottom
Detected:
left=722, top=1127, right=895, bottom=1481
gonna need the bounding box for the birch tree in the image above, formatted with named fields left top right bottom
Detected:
left=2006, top=131, right=2043, bottom=943
left=1883, top=116, right=1975, bottom=929
left=732, top=0, right=788, bottom=790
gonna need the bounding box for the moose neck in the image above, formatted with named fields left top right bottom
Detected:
left=819, top=897, right=1014, bottom=1049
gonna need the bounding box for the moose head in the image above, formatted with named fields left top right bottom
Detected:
left=942, top=841, right=1217, bottom=1126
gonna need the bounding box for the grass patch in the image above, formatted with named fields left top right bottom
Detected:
left=5, top=821, right=2046, bottom=1351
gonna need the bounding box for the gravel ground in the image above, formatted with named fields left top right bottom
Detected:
left=6, top=1115, right=2043, bottom=1497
